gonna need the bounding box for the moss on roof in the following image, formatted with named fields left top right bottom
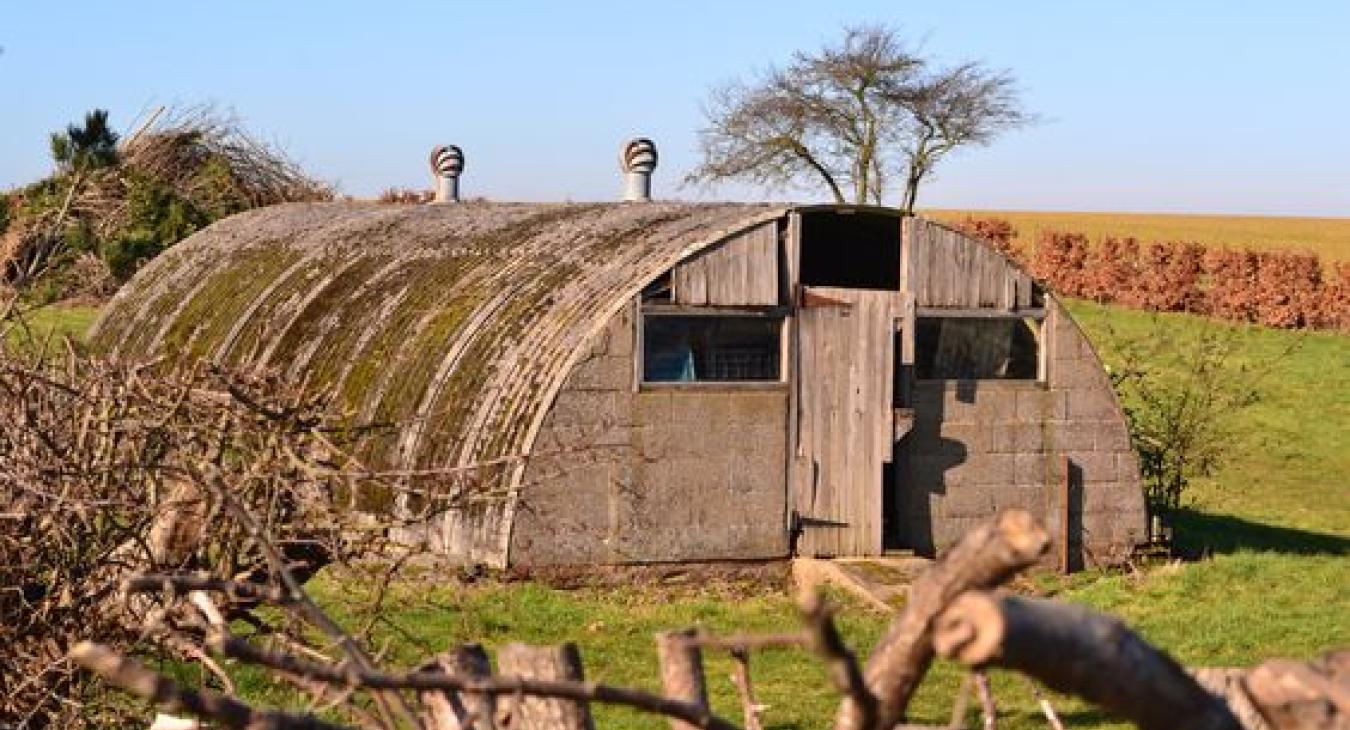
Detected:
left=92, top=200, right=786, bottom=488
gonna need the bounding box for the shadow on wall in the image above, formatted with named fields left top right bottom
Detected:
left=1064, top=458, right=1085, bottom=572
left=1172, top=509, right=1350, bottom=557
left=895, top=380, right=969, bottom=556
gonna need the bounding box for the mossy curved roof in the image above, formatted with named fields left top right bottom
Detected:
left=91, top=201, right=785, bottom=480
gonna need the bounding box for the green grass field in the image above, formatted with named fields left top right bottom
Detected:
left=1, top=302, right=100, bottom=348
left=27, top=301, right=1348, bottom=728
left=925, top=209, right=1350, bottom=262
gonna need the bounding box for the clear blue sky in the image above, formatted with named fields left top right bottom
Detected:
left=3, top=1, right=1348, bottom=215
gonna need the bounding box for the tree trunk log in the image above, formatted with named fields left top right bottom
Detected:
left=1242, top=652, right=1350, bottom=730
left=932, top=591, right=1241, bottom=730
left=838, top=509, right=1049, bottom=730
left=495, top=643, right=595, bottom=730
left=418, top=644, right=496, bottom=730
left=656, top=629, right=710, bottom=730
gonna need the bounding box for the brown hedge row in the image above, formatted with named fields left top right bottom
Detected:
left=954, top=216, right=1349, bottom=331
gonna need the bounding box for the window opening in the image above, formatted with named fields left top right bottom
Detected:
left=799, top=211, right=901, bottom=291
left=914, top=316, right=1041, bottom=380
left=642, top=314, right=782, bottom=383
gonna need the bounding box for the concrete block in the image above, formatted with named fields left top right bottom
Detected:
left=1071, top=451, right=1118, bottom=483
left=974, top=389, right=1018, bottom=422
left=1115, top=450, right=1141, bottom=481
left=1068, top=389, right=1119, bottom=420
left=966, top=452, right=1016, bottom=485
left=1014, top=451, right=1051, bottom=484
left=1095, top=420, right=1132, bottom=451
left=996, top=484, right=1047, bottom=514
left=940, top=423, right=986, bottom=452
left=1045, top=420, right=1096, bottom=452
left=1013, top=388, right=1044, bottom=421
left=1013, top=423, right=1047, bottom=452
left=1053, top=359, right=1109, bottom=390
left=938, top=486, right=996, bottom=519
left=987, top=423, right=1017, bottom=453
left=633, top=390, right=673, bottom=424
left=724, top=391, right=790, bottom=425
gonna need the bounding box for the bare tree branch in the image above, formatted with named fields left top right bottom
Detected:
left=838, top=509, right=1049, bottom=730
left=208, top=635, right=741, bottom=730
left=932, top=592, right=1240, bottom=730
left=69, top=641, right=350, bottom=730
left=688, top=24, right=1032, bottom=210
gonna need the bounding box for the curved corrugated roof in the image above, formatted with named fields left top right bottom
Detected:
left=90, top=201, right=786, bottom=504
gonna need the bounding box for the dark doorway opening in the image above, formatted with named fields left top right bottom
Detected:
left=799, top=210, right=902, bottom=291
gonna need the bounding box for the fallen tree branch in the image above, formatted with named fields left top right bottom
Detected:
left=209, top=635, right=741, bottom=730
left=839, top=509, right=1050, bottom=730
left=125, top=574, right=295, bottom=606
left=932, top=591, right=1240, bottom=730
left=69, top=641, right=349, bottom=730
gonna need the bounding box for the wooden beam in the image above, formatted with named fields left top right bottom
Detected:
left=916, top=307, right=1047, bottom=320
left=642, top=304, right=791, bottom=318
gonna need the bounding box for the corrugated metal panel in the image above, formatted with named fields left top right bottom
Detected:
left=89, top=201, right=788, bottom=566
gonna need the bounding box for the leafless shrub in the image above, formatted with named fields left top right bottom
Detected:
left=0, top=302, right=442, bottom=726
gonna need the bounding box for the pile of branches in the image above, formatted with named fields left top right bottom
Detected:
left=0, top=306, right=452, bottom=727
left=58, top=506, right=1350, bottom=730
left=1, top=106, right=332, bottom=298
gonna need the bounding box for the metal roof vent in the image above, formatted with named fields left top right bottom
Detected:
left=430, top=145, right=464, bottom=203
left=619, top=138, right=657, bottom=202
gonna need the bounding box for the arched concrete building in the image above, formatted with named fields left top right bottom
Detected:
left=91, top=202, right=1146, bottom=568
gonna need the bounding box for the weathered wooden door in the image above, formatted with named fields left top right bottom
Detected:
left=790, top=286, right=901, bottom=556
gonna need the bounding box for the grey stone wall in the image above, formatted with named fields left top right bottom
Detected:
left=898, top=298, right=1146, bottom=565
left=510, top=303, right=790, bottom=565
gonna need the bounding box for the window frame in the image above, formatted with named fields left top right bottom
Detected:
left=637, top=303, right=790, bottom=390
left=912, top=307, right=1048, bottom=384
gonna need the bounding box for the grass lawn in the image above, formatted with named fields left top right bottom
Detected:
left=924, top=209, right=1350, bottom=262
left=1, top=301, right=101, bottom=347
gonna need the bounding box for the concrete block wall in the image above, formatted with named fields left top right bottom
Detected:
left=510, top=303, right=790, bottom=565
left=899, top=298, right=1146, bottom=565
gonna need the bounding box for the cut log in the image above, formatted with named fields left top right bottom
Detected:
left=495, top=643, right=595, bottom=730
left=1242, top=652, right=1350, bottom=730
left=418, top=644, right=496, bottom=730
left=838, top=509, right=1049, bottom=730
left=932, top=592, right=1240, bottom=730
left=655, top=629, right=710, bottom=730
left=1193, top=668, right=1270, bottom=730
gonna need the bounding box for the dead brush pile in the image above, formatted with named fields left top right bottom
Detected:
left=1, top=106, right=332, bottom=301
left=0, top=306, right=458, bottom=727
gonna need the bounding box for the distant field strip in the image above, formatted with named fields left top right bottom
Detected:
left=926, top=209, right=1350, bottom=261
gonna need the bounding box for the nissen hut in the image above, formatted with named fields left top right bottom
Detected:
left=91, top=141, right=1146, bottom=569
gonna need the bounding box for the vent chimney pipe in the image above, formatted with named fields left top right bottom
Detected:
left=619, top=138, right=657, bottom=202
left=430, top=145, right=464, bottom=203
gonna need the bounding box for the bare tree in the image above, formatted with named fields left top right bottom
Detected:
left=688, top=25, right=1032, bottom=212
left=895, top=62, right=1029, bottom=213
